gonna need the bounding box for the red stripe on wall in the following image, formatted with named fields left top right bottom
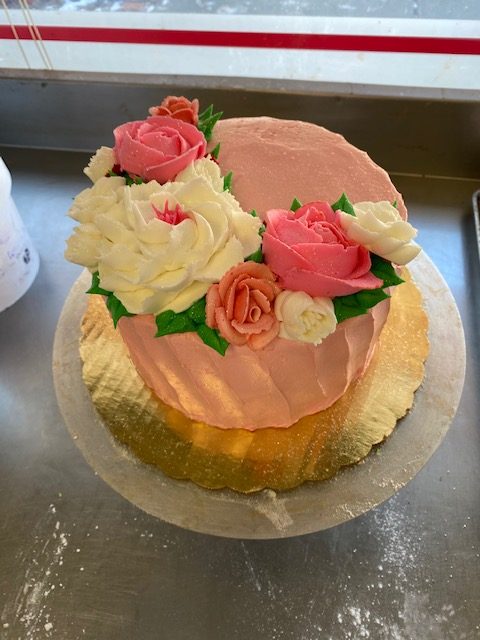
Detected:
left=1, top=25, right=479, bottom=55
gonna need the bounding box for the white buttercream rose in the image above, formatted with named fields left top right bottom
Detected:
left=275, top=290, right=337, bottom=345
left=338, top=201, right=420, bottom=265
left=84, top=146, right=115, bottom=183
left=65, top=159, right=262, bottom=315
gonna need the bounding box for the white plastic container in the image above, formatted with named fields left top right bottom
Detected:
left=0, top=157, right=39, bottom=312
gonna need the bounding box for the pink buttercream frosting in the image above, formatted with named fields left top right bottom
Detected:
left=211, top=117, right=407, bottom=221
left=118, top=298, right=389, bottom=429
left=113, top=115, right=206, bottom=184
left=263, top=201, right=382, bottom=298
left=118, top=116, right=404, bottom=429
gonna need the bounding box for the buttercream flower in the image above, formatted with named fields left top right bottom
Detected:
left=84, top=146, right=116, bottom=183
left=338, top=201, right=421, bottom=265
left=175, top=159, right=260, bottom=257
left=262, top=201, right=382, bottom=298
left=68, top=176, right=126, bottom=224
left=275, top=290, right=337, bottom=345
left=113, top=116, right=206, bottom=184
left=148, top=96, right=200, bottom=125
left=65, top=176, right=127, bottom=268
left=206, top=262, right=280, bottom=351
left=65, top=162, right=262, bottom=316
left=65, top=223, right=103, bottom=270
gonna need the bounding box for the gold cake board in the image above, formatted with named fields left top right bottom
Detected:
left=53, top=253, right=465, bottom=539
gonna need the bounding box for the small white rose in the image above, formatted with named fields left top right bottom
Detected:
left=83, top=147, right=116, bottom=183
left=275, top=290, right=337, bottom=345
left=338, top=201, right=420, bottom=265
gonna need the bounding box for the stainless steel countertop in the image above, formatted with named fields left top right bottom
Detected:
left=1, top=141, right=479, bottom=637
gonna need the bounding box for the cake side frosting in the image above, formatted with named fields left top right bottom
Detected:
left=118, top=297, right=389, bottom=429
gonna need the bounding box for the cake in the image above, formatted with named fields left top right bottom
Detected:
left=65, top=96, right=420, bottom=431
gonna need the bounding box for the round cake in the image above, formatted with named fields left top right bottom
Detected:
left=65, top=97, right=420, bottom=431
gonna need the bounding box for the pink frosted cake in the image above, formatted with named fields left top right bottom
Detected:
left=65, top=96, right=420, bottom=430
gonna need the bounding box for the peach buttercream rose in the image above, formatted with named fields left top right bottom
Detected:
left=113, top=116, right=206, bottom=184
left=206, top=262, right=280, bottom=351
left=149, top=96, right=200, bottom=125
left=262, top=201, right=382, bottom=298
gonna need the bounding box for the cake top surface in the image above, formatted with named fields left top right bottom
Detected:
left=213, top=117, right=407, bottom=220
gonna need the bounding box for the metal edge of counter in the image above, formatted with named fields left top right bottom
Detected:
left=1, top=68, right=480, bottom=180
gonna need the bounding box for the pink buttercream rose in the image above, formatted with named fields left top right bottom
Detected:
left=148, top=95, right=200, bottom=125
left=113, top=116, right=206, bottom=184
left=206, top=262, right=281, bottom=351
left=262, top=201, right=382, bottom=298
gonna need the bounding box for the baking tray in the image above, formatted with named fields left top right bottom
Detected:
left=473, top=189, right=480, bottom=261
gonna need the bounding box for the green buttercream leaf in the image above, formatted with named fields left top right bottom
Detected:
left=356, top=289, right=389, bottom=307
left=290, top=197, right=302, bottom=212
left=106, top=295, right=134, bottom=328
left=124, top=174, right=144, bottom=187
left=154, top=296, right=229, bottom=355
left=198, top=104, right=223, bottom=142
left=223, top=171, right=233, bottom=192
left=155, top=297, right=207, bottom=336
left=108, top=168, right=143, bottom=186
left=155, top=309, right=195, bottom=337
left=87, top=271, right=110, bottom=296
left=155, top=309, right=176, bottom=333
left=333, top=288, right=390, bottom=323
left=196, top=324, right=229, bottom=356
left=166, top=314, right=196, bottom=334
left=246, top=247, right=264, bottom=263
left=392, top=199, right=398, bottom=209
left=199, top=104, right=213, bottom=120
left=187, top=296, right=207, bottom=324
left=370, top=254, right=404, bottom=287
left=332, top=192, right=355, bottom=216
left=210, top=142, right=221, bottom=159
left=87, top=272, right=134, bottom=327
left=249, top=209, right=258, bottom=217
